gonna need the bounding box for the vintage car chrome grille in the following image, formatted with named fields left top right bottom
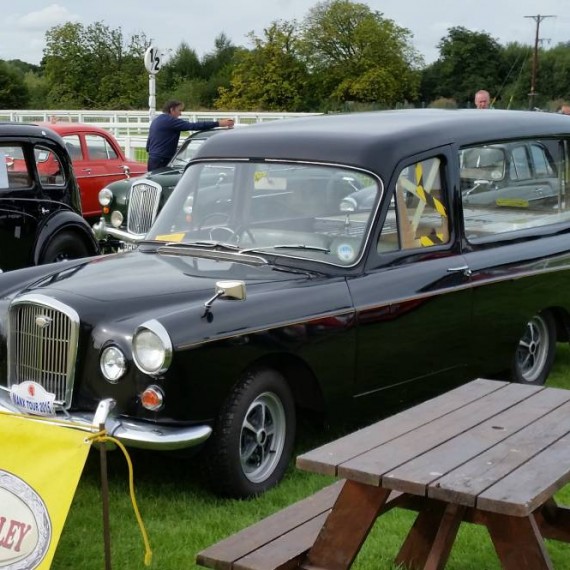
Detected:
left=127, top=180, right=162, bottom=236
left=7, top=295, right=80, bottom=409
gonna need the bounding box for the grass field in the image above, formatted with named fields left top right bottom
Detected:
left=51, top=346, right=570, bottom=570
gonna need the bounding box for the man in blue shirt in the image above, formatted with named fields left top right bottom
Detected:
left=146, top=100, right=234, bottom=170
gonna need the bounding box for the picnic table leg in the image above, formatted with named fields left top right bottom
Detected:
left=395, top=501, right=465, bottom=570
left=300, top=480, right=391, bottom=570
left=485, top=512, right=554, bottom=570
left=535, top=499, right=570, bottom=543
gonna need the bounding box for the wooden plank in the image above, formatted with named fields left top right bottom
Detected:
left=429, top=399, right=570, bottom=514
left=196, top=481, right=344, bottom=569
left=296, top=378, right=508, bottom=476
left=337, top=382, right=542, bottom=486
left=383, top=387, right=570, bottom=495
left=477, top=430, right=570, bottom=516
left=234, top=512, right=328, bottom=570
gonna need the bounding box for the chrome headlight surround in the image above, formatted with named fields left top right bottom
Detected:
left=132, top=319, right=172, bottom=376
left=100, top=345, right=127, bottom=383
left=99, top=187, right=114, bottom=206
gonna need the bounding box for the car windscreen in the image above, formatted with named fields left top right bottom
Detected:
left=147, top=161, right=381, bottom=267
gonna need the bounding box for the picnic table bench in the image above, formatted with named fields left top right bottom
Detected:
left=197, top=378, right=570, bottom=569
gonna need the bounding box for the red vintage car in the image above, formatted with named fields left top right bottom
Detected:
left=40, top=121, right=147, bottom=218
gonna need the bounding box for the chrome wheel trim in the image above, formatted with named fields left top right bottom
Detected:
left=240, top=391, right=287, bottom=484
left=516, top=315, right=550, bottom=383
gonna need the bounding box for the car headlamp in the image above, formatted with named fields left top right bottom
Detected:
left=100, top=346, right=127, bottom=382
left=132, top=320, right=172, bottom=375
left=99, top=187, right=113, bottom=206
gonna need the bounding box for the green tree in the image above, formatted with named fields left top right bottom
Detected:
left=424, top=27, right=503, bottom=107
left=299, top=0, right=423, bottom=109
left=43, top=22, right=149, bottom=109
left=0, top=61, right=29, bottom=108
left=216, top=21, right=310, bottom=111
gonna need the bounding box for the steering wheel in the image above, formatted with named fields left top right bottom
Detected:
left=198, top=212, right=256, bottom=245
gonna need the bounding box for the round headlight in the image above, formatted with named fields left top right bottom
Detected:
left=339, top=197, right=357, bottom=213
left=99, top=187, right=113, bottom=206
left=100, top=346, right=127, bottom=382
left=132, top=320, right=172, bottom=375
left=183, top=194, right=194, bottom=216
left=110, top=210, right=124, bottom=228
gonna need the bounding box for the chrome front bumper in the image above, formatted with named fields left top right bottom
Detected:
left=92, top=218, right=144, bottom=245
left=0, top=395, right=212, bottom=451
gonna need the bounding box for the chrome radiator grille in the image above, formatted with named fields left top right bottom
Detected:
left=127, top=180, right=162, bottom=235
left=8, top=296, right=79, bottom=408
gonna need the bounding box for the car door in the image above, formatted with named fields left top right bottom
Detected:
left=348, top=148, right=473, bottom=411
left=0, top=142, right=48, bottom=270
left=68, top=131, right=132, bottom=217
left=460, top=135, right=570, bottom=377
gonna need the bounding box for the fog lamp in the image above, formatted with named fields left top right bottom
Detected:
left=100, top=346, right=127, bottom=382
left=111, top=210, right=124, bottom=228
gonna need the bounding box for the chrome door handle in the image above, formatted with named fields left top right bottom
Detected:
left=447, top=265, right=472, bottom=277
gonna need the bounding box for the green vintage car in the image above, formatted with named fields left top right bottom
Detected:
left=94, top=128, right=227, bottom=249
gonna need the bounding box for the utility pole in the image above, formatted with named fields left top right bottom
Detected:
left=525, top=14, right=555, bottom=110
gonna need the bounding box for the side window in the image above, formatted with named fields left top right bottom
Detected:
left=0, top=144, right=32, bottom=189
left=511, top=146, right=531, bottom=180
left=378, top=157, right=449, bottom=252
left=461, top=138, right=569, bottom=241
left=530, top=144, right=554, bottom=177
left=63, top=135, right=83, bottom=160
left=35, top=145, right=65, bottom=187
left=86, top=135, right=118, bottom=160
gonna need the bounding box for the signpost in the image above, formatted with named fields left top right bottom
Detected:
left=144, top=46, right=162, bottom=122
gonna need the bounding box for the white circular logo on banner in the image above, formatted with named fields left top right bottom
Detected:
left=0, top=471, right=51, bottom=569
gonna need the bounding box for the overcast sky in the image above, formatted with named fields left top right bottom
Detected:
left=3, top=1, right=569, bottom=67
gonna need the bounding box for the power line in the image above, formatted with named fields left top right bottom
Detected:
left=524, top=14, right=556, bottom=109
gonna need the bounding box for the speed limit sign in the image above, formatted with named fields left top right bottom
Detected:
left=144, top=46, right=162, bottom=74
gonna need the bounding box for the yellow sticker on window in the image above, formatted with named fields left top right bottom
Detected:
left=496, top=198, right=529, bottom=208
left=154, top=232, right=186, bottom=242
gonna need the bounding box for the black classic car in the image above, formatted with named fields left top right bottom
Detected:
left=0, top=123, right=99, bottom=271
left=2, top=109, right=570, bottom=498
left=94, top=128, right=228, bottom=248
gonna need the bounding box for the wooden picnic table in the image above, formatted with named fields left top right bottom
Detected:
left=295, top=378, right=570, bottom=569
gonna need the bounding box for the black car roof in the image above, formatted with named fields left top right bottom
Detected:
left=0, top=122, right=64, bottom=143
left=193, top=109, right=570, bottom=177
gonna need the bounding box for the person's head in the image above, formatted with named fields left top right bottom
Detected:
left=474, top=90, right=491, bottom=109
left=561, top=103, right=570, bottom=116
left=162, top=100, right=184, bottom=116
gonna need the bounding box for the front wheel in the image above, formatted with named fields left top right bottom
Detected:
left=40, top=231, right=91, bottom=264
left=203, top=368, right=296, bottom=498
left=512, top=312, right=556, bottom=385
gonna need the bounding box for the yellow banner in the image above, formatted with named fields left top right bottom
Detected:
left=0, top=413, right=91, bottom=570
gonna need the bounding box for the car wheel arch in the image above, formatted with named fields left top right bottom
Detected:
left=34, top=218, right=99, bottom=265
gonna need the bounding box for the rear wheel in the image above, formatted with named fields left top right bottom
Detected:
left=512, top=312, right=556, bottom=385
left=204, top=368, right=296, bottom=498
left=40, top=231, right=91, bottom=264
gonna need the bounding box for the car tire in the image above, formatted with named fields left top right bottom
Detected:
left=512, top=312, right=556, bottom=386
left=204, top=368, right=296, bottom=498
left=40, top=231, right=91, bottom=264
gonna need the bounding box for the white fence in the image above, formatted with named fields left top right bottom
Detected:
left=0, top=109, right=319, bottom=160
